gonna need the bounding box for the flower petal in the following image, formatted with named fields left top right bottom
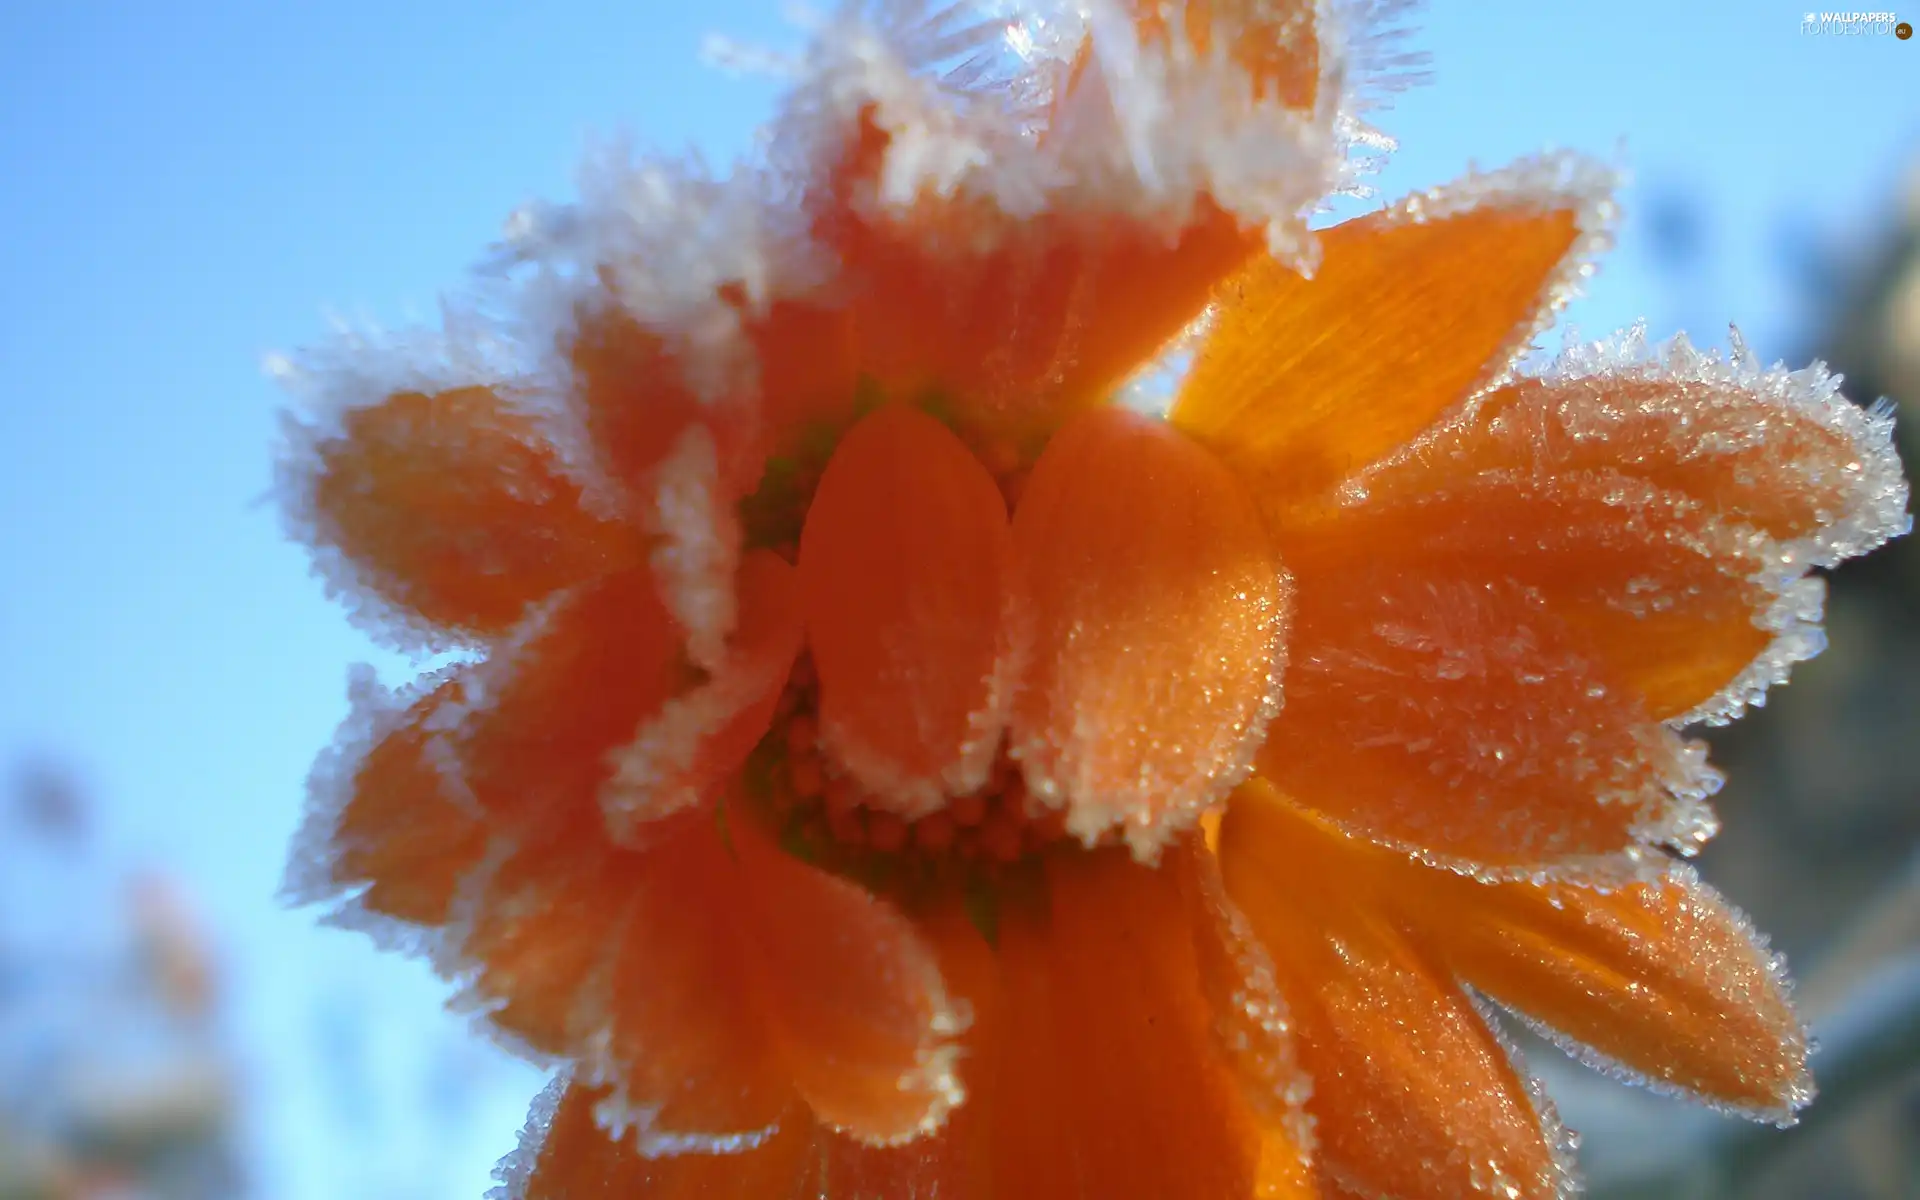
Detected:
left=814, top=112, right=1260, bottom=446
left=1460, top=373, right=1886, bottom=545
left=390, top=556, right=847, bottom=1141
left=603, top=549, right=805, bottom=841
left=513, top=1080, right=811, bottom=1200
left=296, top=386, right=634, bottom=638
left=594, top=809, right=794, bottom=1141
left=439, top=569, right=766, bottom=1093
left=730, top=811, right=967, bottom=1145
left=1009, top=407, right=1288, bottom=858
left=1170, top=837, right=1316, bottom=1160
left=980, top=847, right=1314, bottom=1199
left=800, top=905, right=999, bottom=1195
left=1253, top=557, right=1715, bottom=872
left=569, top=307, right=761, bottom=499
left=296, top=569, right=693, bottom=1040
left=461, top=816, right=780, bottom=1137
left=461, top=567, right=688, bottom=829
left=1219, top=784, right=1571, bottom=1200
left=472, top=798, right=966, bottom=1148
left=461, top=808, right=638, bottom=1059
left=460, top=549, right=791, bottom=837
left=1407, top=865, right=1812, bottom=1119
left=320, top=672, right=488, bottom=927
left=1171, top=156, right=1609, bottom=515
left=1331, top=336, right=1910, bottom=722
left=799, top=403, right=1015, bottom=816
left=1283, top=464, right=1783, bottom=720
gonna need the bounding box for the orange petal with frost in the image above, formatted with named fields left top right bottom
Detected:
left=461, top=567, right=689, bottom=830
left=1324, top=362, right=1906, bottom=719
left=1408, top=865, right=1811, bottom=1118
left=1456, top=374, right=1880, bottom=543
left=1285, top=464, right=1784, bottom=723
left=478, top=798, right=966, bottom=1146
left=598, top=808, right=794, bottom=1140
left=326, top=673, right=488, bottom=926
left=804, top=904, right=999, bottom=1195
left=731, top=814, right=966, bottom=1144
left=1009, top=407, right=1287, bottom=857
left=1219, top=785, right=1570, bottom=1200
left=569, top=307, right=761, bottom=498
left=813, top=111, right=1259, bottom=446
left=461, top=811, right=631, bottom=1056
left=518, top=1082, right=812, bottom=1200
left=1168, top=837, right=1315, bottom=1151
left=981, top=847, right=1314, bottom=1200
left=799, top=404, right=1014, bottom=816
left=1171, top=165, right=1598, bottom=514
left=303, top=386, right=633, bottom=637
left=430, top=571, right=699, bottom=1055
left=603, top=550, right=805, bottom=841
left=1255, top=556, right=1712, bottom=872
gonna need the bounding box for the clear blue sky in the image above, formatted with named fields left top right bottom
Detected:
left=1, top=3, right=1914, bottom=1197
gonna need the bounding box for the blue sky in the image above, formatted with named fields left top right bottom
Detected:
left=1, top=3, right=1914, bottom=1197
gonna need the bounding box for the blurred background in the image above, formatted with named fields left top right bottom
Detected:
left=0, top=3, right=1914, bottom=1197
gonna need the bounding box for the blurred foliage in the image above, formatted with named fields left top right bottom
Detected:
left=0, top=761, right=246, bottom=1200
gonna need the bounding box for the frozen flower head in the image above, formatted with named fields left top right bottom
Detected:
left=277, top=2, right=1908, bottom=1197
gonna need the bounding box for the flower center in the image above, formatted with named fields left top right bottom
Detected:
left=733, top=389, right=1066, bottom=875
left=743, top=651, right=1072, bottom=875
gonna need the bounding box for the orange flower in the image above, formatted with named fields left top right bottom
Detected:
left=277, top=4, right=1908, bottom=1198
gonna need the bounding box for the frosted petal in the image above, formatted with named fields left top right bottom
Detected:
left=1410, top=865, right=1812, bottom=1122
left=784, top=0, right=1376, bottom=263
left=1219, top=785, right=1573, bottom=1199
left=1009, top=407, right=1289, bottom=859
left=796, top=906, right=999, bottom=1196
left=983, top=846, right=1316, bottom=1199
left=566, top=306, right=761, bottom=507
left=458, top=569, right=688, bottom=830
left=279, top=385, right=635, bottom=644
left=1255, top=561, right=1718, bottom=876
left=460, top=811, right=650, bottom=1063
left=1340, top=326, right=1910, bottom=725
left=1173, top=152, right=1616, bottom=515
left=467, top=797, right=967, bottom=1153
left=1281, top=467, right=1786, bottom=724
left=731, top=814, right=967, bottom=1145
left=1134, top=0, right=1319, bottom=109
left=799, top=404, right=1016, bottom=816
left=1171, top=838, right=1317, bottom=1162
left=281, top=663, right=489, bottom=945
left=602, top=550, right=804, bottom=841
left=583, top=811, right=793, bottom=1148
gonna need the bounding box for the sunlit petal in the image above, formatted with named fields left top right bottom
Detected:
left=1010, top=407, right=1288, bottom=858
